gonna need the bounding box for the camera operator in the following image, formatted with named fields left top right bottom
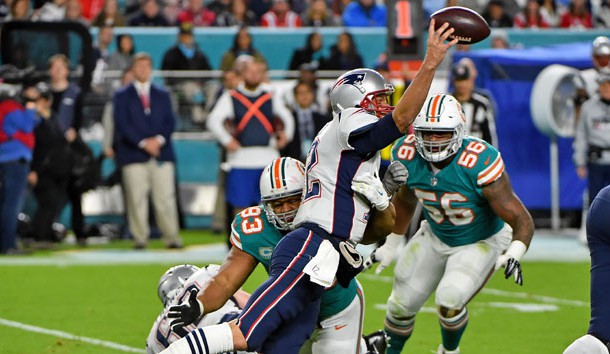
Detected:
left=25, top=82, right=84, bottom=249
left=0, top=83, right=38, bottom=255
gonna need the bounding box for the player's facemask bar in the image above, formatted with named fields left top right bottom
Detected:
left=359, top=87, right=395, bottom=118
left=262, top=191, right=302, bottom=231
left=414, top=128, right=464, bottom=162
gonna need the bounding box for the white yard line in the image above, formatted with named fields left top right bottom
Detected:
left=0, top=317, right=145, bottom=353
left=480, top=288, right=588, bottom=307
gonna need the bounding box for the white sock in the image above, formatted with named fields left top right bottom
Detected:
left=159, top=323, right=235, bottom=354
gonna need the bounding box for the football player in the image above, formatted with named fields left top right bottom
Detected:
left=161, top=20, right=457, bottom=354
left=580, top=36, right=610, bottom=98
left=564, top=185, right=610, bottom=354
left=366, top=94, right=535, bottom=354
left=146, top=264, right=251, bottom=354
left=166, top=156, right=395, bottom=354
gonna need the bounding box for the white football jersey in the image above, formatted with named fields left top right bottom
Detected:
left=146, top=266, right=243, bottom=354
left=294, top=108, right=382, bottom=243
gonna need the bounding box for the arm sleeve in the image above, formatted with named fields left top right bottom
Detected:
left=343, top=112, right=403, bottom=155
left=206, top=92, right=235, bottom=146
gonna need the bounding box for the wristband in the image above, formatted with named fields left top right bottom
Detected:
left=505, top=240, right=527, bottom=261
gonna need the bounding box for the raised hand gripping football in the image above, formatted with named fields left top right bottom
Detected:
left=167, top=288, right=204, bottom=331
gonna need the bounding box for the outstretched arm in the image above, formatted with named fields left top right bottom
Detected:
left=167, top=247, right=258, bottom=330
left=198, top=247, right=258, bottom=315
left=363, top=186, right=419, bottom=274
left=361, top=203, right=396, bottom=245
left=482, top=173, right=534, bottom=249
left=483, top=172, right=535, bottom=285
left=391, top=20, right=458, bottom=133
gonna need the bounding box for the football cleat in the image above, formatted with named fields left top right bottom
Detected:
left=437, top=344, right=460, bottom=354
left=364, top=330, right=388, bottom=354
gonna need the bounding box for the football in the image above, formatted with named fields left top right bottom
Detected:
left=430, top=6, right=490, bottom=45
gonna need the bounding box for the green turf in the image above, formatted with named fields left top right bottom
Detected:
left=0, top=260, right=590, bottom=353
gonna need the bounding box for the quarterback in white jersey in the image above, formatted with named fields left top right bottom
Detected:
left=293, top=107, right=385, bottom=243
left=146, top=264, right=250, bottom=354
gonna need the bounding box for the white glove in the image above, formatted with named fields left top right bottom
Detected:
left=495, top=240, right=527, bottom=286
left=382, top=161, right=409, bottom=196
left=351, top=173, right=390, bottom=211
left=363, top=233, right=403, bottom=274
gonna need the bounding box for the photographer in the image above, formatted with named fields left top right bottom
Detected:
left=26, top=82, right=90, bottom=248
left=0, top=83, right=38, bottom=255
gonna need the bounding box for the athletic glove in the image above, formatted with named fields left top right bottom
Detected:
left=495, top=240, right=527, bottom=286
left=363, top=233, right=403, bottom=274
left=351, top=173, right=390, bottom=211
left=167, top=288, right=204, bottom=331
left=382, top=161, right=408, bottom=196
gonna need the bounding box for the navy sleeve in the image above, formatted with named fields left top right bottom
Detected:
left=348, top=113, right=403, bottom=155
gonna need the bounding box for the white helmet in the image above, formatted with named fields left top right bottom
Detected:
left=330, top=68, right=394, bottom=117
left=413, top=94, right=466, bottom=162
left=157, top=264, right=199, bottom=305
left=259, top=157, right=305, bottom=230
left=592, top=36, right=610, bottom=70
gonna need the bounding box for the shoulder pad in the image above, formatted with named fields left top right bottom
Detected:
left=391, top=134, right=417, bottom=163
left=229, top=206, right=266, bottom=250
left=456, top=138, right=504, bottom=186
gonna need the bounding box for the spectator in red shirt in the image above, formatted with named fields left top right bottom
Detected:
left=177, top=0, right=216, bottom=26
left=559, top=0, right=593, bottom=28
left=513, top=0, right=550, bottom=28
left=260, top=0, right=301, bottom=27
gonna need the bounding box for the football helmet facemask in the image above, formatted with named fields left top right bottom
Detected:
left=413, top=94, right=466, bottom=162
left=259, top=157, right=305, bottom=230
left=330, top=68, right=395, bottom=117
left=157, top=264, right=199, bottom=305
left=593, top=36, right=610, bottom=70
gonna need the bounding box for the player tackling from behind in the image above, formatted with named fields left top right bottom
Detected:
left=161, top=20, right=458, bottom=354
left=167, top=156, right=397, bottom=354
left=365, top=94, right=535, bottom=354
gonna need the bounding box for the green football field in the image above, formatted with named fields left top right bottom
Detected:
left=0, top=231, right=591, bottom=354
